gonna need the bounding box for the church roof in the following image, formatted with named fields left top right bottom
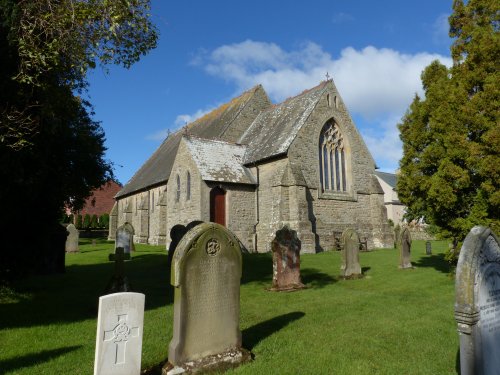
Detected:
left=240, top=81, right=328, bottom=164
left=116, top=85, right=265, bottom=198
left=183, top=137, right=256, bottom=185
left=374, top=171, right=398, bottom=189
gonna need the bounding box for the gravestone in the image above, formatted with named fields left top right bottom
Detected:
left=340, top=228, right=362, bottom=278
left=106, top=247, right=132, bottom=294
left=65, top=224, right=79, bottom=253
left=164, top=223, right=250, bottom=374
left=455, top=226, right=500, bottom=375
left=167, top=224, right=188, bottom=269
left=399, top=227, right=413, bottom=269
left=114, top=223, right=134, bottom=260
left=94, top=292, right=145, bottom=375
left=270, top=226, right=305, bottom=291
left=425, top=241, right=432, bottom=255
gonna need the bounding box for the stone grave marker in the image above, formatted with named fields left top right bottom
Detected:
left=340, top=228, right=362, bottom=278
left=425, top=240, right=432, bottom=255
left=114, top=223, right=134, bottom=260
left=394, top=225, right=401, bottom=249
left=167, top=224, right=188, bottom=269
left=65, top=224, right=79, bottom=253
left=455, top=226, right=500, bottom=375
left=270, top=226, right=305, bottom=291
left=164, top=223, right=250, bottom=374
left=94, top=292, right=145, bottom=375
left=399, top=227, right=413, bottom=269
left=106, top=247, right=131, bottom=294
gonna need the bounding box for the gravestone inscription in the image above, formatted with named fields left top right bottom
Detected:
left=399, top=227, right=413, bottom=269
left=270, top=226, right=305, bottom=291
left=455, top=226, right=500, bottom=375
left=164, top=223, right=250, bottom=374
left=341, top=228, right=362, bottom=278
left=94, top=292, right=145, bottom=375
left=114, top=223, right=134, bottom=260
left=65, top=224, right=79, bottom=253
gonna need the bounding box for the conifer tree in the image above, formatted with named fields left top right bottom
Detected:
left=398, top=0, right=499, bottom=248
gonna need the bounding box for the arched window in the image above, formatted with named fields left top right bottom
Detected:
left=176, top=174, right=180, bottom=202
left=186, top=171, right=191, bottom=201
left=319, top=119, right=347, bottom=192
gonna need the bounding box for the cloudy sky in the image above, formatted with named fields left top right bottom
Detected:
left=87, top=0, right=453, bottom=185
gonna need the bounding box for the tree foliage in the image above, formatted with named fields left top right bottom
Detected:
left=398, top=0, right=499, bottom=246
left=0, top=0, right=157, bottom=278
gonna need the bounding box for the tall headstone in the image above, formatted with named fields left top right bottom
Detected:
left=399, top=227, right=413, bottom=269
left=425, top=240, right=432, bottom=255
left=270, top=226, right=305, bottom=291
left=340, top=228, right=362, bottom=278
left=94, top=292, right=145, bottom=375
left=167, top=224, right=188, bottom=269
left=455, top=226, right=500, bottom=375
left=65, top=224, right=79, bottom=253
left=164, top=223, right=250, bottom=374
left=114, top=222, right=134, bottom=259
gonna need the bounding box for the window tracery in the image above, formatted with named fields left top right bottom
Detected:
left=319, top=120, right=347, bottom=192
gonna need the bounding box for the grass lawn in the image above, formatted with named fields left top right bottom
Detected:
left=0, top=239, right=459, bottom=374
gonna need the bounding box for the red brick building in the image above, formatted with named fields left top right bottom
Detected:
left=74, top=180, right=122, bottom=217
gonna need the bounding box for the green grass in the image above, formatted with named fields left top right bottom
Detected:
left=0, top=240, right=459, bottom=374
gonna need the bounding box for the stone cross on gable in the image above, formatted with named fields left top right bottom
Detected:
left=103, top=313, right=140, bottom=365
left=325, top=72, right=331, bottom=80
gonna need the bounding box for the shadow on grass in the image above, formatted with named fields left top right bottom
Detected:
left=241, top=253, right=272, bottom=285
left=0, top=345, right=81, bottom=373
left=301, top=268, right=337, bottom=288
left=456, top=347, right=460, bottom=374
left=413, top=253, right=451, bottom=274
left=362, top=266, right=371, bottom=274
left=0, top=252, right=172, bottom=330
left=242, top=311, right=305, bottom=350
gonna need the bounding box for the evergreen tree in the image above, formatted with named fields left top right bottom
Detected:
left=0, top=0, right=157, bottom=278
left=398, top=0, right=499, bottom=249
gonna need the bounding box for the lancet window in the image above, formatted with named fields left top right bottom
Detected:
left=319, top=120, right=347, bottom=192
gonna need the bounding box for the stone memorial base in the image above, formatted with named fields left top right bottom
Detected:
left=104, top=276, right=132, bottom=294
left=341, top=273, right=364, bottom=280
left=162, top=348, right=252, bottom=374
left=398, top=263, right=414, bottom=270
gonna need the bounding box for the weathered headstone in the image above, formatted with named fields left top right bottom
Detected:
left=425, top=240, right=432, bottom=255
left=94, top=292, right=145, bottom=375
left=399, top=227, right=413, bottom=269
left=340, top=228, right=362, bottom=278
left=270, top=226, right=305, bottom=291
left=65, top=224, right=79, bottom=253
left=455, top=226, right=500, bottom=375
left=114, top=223, right=134, bottom=260
left=106, top=247, right=132, bottom=294
left=163, top=223, right=250, bottom=374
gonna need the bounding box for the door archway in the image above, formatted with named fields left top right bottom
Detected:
left=210, top=187, right=226, bottom=226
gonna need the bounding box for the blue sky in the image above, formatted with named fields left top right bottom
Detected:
left=86, top=0, right=454, bottom=185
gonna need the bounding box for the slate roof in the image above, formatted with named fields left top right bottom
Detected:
left=240, top=81, right=328, bottom=164
left=374, top=171, right=398, bottom=189
left=183, top=137, right=256, bottom=185
left=116, top=85, right=264, bottom=198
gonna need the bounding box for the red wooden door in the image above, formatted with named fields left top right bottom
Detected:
left=210, top=187, right=226, bottom=226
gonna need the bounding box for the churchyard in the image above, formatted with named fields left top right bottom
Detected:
left=0, top=236, right=465, bottom=374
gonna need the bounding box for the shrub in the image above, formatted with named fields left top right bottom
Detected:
left=83, top=214, right=91, bottom=230
left=99, top=213, right=110, bottom=229
left=90, top=214, right=98, bottom=229
left=75, top=214, right=83, bottom=229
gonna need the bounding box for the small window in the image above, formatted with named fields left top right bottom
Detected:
left=176, top=175, right=180, bottom=202
left=186, top=171, right=191, bottom=201
left=327, top=94, right=331, bottom=107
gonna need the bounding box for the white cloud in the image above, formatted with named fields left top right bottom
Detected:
left=145, top=107, right=214, bottom=141
left=332, top=12, right=354, bottom=24
left=432, top=14, right=450, bottom=45
left=191, top=40, right=452, bottom=171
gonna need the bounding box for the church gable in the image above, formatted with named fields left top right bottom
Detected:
left=116, top=85, right=270, bottom=199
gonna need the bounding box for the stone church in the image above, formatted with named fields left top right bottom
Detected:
left=108, top=79, right=393, bottom=253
